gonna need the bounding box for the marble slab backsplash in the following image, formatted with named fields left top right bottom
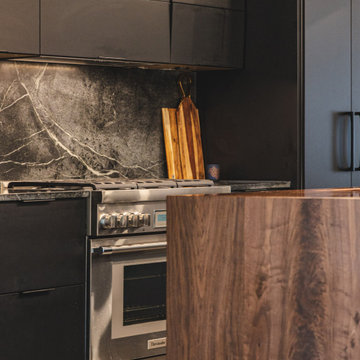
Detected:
left=0, top=61, right=184, bottom=180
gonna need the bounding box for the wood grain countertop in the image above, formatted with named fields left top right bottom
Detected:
left=167, top=188, right=360, bottom=360
left=173, top=187, right=360, bottom=198
left=233, top=187, right=360, bottom=197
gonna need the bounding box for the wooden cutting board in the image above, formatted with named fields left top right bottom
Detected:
left=162, top=90, right=205, bottom=180
left=176, top=96, right=205, bottom=179
left=162, top=108, right=183, bottom=179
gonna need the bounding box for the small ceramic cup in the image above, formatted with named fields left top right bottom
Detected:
left=206, top=164, right=220, bottom=181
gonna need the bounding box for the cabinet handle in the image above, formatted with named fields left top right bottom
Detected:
left=92, top=241, right=167, bottom=255
left=20, top=288, right=56, bottom=296
left=355, top=112, right=360, bottom=171
left=351, top=111, right=355, bottom=171
left=20, top=198, right=56, bottom=203
left=98, top=56, right=127, bottom=61
left=344, top=112, right=355, bottom=171
left=344, top=112, right=360, bottom=172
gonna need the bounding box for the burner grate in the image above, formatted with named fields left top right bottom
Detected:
left=136, top=180, right=177, bottom=189
left=175, top=179, right=213, bottom=187
left=92, top=181, right=138, bottom=190
left=1, top=178, right=215, bottom=193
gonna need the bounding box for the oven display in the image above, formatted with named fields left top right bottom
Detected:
left=154, top=210, right=167, bottom=228
left=123, top=262, right=166, bottom=326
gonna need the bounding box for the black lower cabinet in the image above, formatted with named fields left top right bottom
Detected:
left=0, top=285, right=85, bottom=360
left=0, top=199, right=86, bottom=294
left=0, top=198, right=87, bottom=359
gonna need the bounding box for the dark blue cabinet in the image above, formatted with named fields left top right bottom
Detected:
left=348, top=0, right=360, bottom=187
left=304, top=0, right=352, bottom=188
left=304, top=0, right=360, bottom=188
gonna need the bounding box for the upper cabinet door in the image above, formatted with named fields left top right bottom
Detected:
left=0, top=0, right=39, bottom=55
left=172, top=0, right=244, bottom=10
left=304, top=0, right=352, bottom=188
left=171, top=3, right=245, bottom=68
left=41, top=0, right=170, bottom=63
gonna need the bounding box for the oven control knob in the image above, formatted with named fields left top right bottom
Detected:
left=117, top=213, right=128, bottom=228
left=128, top=213, right=140, bottom=228
left=100, top=214, right=116, bottom=229
left=139, top=213, right=151, bottom=226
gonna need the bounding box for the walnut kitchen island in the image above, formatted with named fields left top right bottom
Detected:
left=166, top=189, right=360, bottom=360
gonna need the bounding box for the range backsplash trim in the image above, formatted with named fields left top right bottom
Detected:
left=0, top=62, right=183, bottom=180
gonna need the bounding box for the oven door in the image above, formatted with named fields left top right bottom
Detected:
left=90, top=234, right=167, bottom=360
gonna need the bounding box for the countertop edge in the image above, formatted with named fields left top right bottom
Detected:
left=0, top=190, right=91, bottom=202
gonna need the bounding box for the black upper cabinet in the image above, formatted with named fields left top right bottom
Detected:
left=0, top=0, right=39, bottom=56
left=171, top=3, right=245, bottom=68
left=41, top=0, right=170, bottom=63
left=1, top=0, right=245, bottom=68
left=172, top=0, right=245, bottom=10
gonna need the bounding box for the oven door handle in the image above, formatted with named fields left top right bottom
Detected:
left=92, top=242, right=167, bottom=255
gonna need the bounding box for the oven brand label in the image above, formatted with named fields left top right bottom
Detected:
left=147, top=337, right=167, bottom=349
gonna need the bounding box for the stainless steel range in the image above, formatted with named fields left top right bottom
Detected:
left=88, top=179, right=229, bottom=237
left=88, top=179, right=230, bottom=360
left=1, top=178, right=230, bottom=360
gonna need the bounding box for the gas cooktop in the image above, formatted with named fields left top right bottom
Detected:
left=0, top=179, right=214, bottom=193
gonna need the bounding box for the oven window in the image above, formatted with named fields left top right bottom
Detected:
left=123, top=262, right=166, bottom=326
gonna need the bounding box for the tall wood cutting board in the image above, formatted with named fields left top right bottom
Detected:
left=162, top=96, right=205, bottom=179
left=162, top=108, right=183, bottom=179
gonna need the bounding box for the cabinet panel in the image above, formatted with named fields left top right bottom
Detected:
left=304, top=0, right=352, bottom=188
left=351, top=0, right=360, bottom=186
left=171, top=4, right=244, bottom=68
left=0, top=198, right=86, bottom=294
left=172, top=0, right=244, bottom=10
left=41, top=0, right=170, bottom=63
left=0, top=0, right=39, bottom=55
left=0, top=285, right=85, bottom=360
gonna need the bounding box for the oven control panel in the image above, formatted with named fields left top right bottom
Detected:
left=97, top=202, right=166, bottom=235
left=100, top=212, right=152, bottom=229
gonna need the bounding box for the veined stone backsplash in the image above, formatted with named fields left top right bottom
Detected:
left=0, top=61, right=184, bottom=180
